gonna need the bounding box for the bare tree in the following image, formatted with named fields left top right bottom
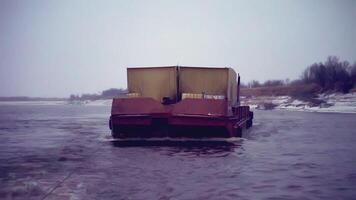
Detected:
left=248, top=80, right=261, bottom=88
left=301, top=56, right=353, bottom=93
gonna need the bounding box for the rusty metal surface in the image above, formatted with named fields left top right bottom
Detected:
left=112, top=98, right=229, bottom=117
left=111, top=98, right=252, bottom=118
left=168, top=116, right=227, bottom=126
left=109, top=97, right=253, bottom=138
left=111, top=98, right=168, bottom=115
left=172, top=98, right=227, bottom=116
left=111, top=115, right=152, bottom=125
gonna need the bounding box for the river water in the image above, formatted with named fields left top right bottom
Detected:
left=0, top=104, right=355, bottom=200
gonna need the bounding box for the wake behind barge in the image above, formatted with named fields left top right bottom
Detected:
left=109, top=66, right=253, bottom=138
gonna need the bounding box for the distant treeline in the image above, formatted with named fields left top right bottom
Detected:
left=69, top=88, right=127, bottom=101
left=243, top=56, right=356, bottom=93
left=69, top=56, right=356, bottom=101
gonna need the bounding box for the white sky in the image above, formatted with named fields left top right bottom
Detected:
left=0, top=0, right=355, bottom=97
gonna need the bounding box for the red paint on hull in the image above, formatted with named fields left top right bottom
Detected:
left=110, top=98, right=253, bottom=138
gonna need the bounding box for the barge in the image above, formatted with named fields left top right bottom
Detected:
left=109, top=66, right=253, bottom=138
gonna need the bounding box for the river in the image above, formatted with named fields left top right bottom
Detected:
left=0, top=104, right=355, bottom=199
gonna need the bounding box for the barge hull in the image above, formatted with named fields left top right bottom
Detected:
left=110, top=99, right=253, bottom=138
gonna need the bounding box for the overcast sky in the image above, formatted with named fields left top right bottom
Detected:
left=0, top=0, right=355, bottom=97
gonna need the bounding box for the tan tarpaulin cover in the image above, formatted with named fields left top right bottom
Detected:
left=127, top=67, right=177, bottom=102
left=127, top=66, right=237, bottom=105
left=179, top=67, right=237, bottom=106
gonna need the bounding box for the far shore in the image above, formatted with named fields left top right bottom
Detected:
left=1, top=89, right=355, bottom=114
left=0, top=97, right=67, bottom=102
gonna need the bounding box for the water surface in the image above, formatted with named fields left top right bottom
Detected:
left=0, top=105, right=355, bottom=199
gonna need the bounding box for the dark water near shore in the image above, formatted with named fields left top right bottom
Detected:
left=0, top=105, right=356, bottom=200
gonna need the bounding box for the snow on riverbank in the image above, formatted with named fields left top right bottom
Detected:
left=241, top=92, right=356, bottom=114
left=64, top=99, right=112, bottom=106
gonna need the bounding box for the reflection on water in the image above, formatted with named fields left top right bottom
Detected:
left=1, top=105, right=356, bottom=199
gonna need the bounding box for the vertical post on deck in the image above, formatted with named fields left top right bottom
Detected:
left=237, top=73, right=240, bottom=106
left=176, top=65, right=180, bottom=102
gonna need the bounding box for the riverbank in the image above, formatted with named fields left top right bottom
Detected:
left=1, top=92, right=355, bottom=114
left=241, top=92, right=356, bottom=114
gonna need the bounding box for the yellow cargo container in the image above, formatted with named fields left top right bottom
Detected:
left=127, top=66, right=237, bottom=106
left=179, top=67, right=237, bottom=106
left=127, top=67, right=178, bottom=102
